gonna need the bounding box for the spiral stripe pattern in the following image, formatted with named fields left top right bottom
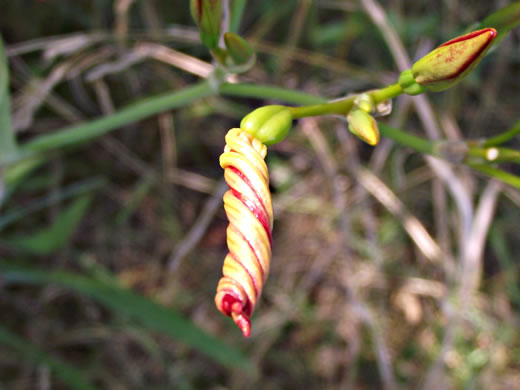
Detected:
left=215, top=128, right=273, bottom=337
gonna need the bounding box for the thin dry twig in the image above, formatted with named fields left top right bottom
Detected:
left=460, top=180, right=503, bottom=294
left=114, top=0, right=137, bottom=42
left=135, top=42, right=214, bottom=78
left=12, top=58, right=77, bottom=131
left=158, top=112, right=177, bottom=175
left=167, top=179, right=228, bottom=271
left=421, top=180, right=502, bottom=390
left=357, top=167, right=444, bottom=263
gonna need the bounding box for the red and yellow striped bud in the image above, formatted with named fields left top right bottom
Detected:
left=411, top=28, right=497, bottom=92
left=215, top=128, right=273, bottom=337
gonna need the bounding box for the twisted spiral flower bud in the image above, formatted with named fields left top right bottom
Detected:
left=215, top=128, right=273, bottom=337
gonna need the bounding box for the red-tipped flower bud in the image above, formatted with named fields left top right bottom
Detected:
left=190, top=0, right=223, bottom=50
left=411, top=28, right=497, bottom=92
left=241, top=105, right=293, bottom=146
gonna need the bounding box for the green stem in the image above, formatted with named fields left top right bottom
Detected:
left=477, top=2, right=520, bottom=47
left=287, top=82, right=403, bottom=119
left=22, top=80, right=214, bottom=154
left=288, top=97, right=355, bottom=119
left=370, top=83, right=404, bottom=104
left=466, top=145, right=520, bottom=163
left=467, top=163, right=520, bottom=189
left=483, top=119, right=520, bottom=147
left=378, top=123, right=436, bottom=155
left=0, top=36, right=18, bottom=163
left=219, top=82, right=325, bottom=105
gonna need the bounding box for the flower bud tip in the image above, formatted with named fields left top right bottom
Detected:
left=411, top=28, right=497, bottom=92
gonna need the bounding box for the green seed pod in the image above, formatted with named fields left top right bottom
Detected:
left=240, top=105, right=293, bottom=146
left=411, top=28, right=497, bottom=92
left=190, top=0, right=223, bottom=50
left=347, top=109, right=380, bottom=146
left=224, top=32, right=256, bottom=72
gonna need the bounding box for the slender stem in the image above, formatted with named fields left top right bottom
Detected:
left=466, top=145, right=520, bottom=163
left=0, top=177, right=106, bottom=231
left=477, top=2, right=520, bottom=47
left=22, top=80, right=214, bottom=154
left=483, top=119, right=520, bottom=147
left=288, top=97, right=356, bottom=119
left=0, top=36, right=18, bottom=163
left=467, top=164, right=520, bottom=189
left=219, top=82, right=325, bottom=105
left=378, top=123, right=436, bottom=155
left=369, top=83, right=403, bottom=104
left=287, top=82, right=404, bottom=119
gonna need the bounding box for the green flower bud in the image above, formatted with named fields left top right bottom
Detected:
left=411, top=28, right=497, bottom=92
left=347, top=109, right=380, bottom=146
left=190, top=0, right=223, bottom=50
left=224, top=32, right=256, bottom=73
left=240, top=105, right=293, bottom=146
left=355, top=93, right=375, bottom=113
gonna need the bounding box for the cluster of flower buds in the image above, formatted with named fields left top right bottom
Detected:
left=347, top=94, right=380, bottom=146
left=399, top=28, right=497, bottom=94
left=212, top=26, right=499, bottom=337
left=190, top=0, right=255, bottom=72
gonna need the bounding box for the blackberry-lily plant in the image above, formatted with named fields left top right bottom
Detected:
left=188, top=2, right=520, bottom=336
left=1, top=2, right=518, bottom=339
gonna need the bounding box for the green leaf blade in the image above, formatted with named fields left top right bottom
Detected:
left=0, top=325, right=98, bottom=390
left=0, top=265, right=254, bottom=372
left=0, top=35, right=18, bottom=163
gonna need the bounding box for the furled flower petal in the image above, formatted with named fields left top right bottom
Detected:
left=215, top=129, right=273, bottom=337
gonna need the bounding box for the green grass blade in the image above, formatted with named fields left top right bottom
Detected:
left=489, top=225, right=520, bottom=306
left=4, top=195, right=92, bottom=254
left=0, top=264, right=254, bottom=372
left=0, top=35, right=18, bottom=163
left=467, top=164, right=520, bottom=188
left=0, top=325, right=98, bottom=390
left=0, top=176, right=105, bottom=231
left=230, top=0, right=247, bottom=33
left=477, top=2, right=520, bottom=45
left=483, top=119, right=520, bottom=147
